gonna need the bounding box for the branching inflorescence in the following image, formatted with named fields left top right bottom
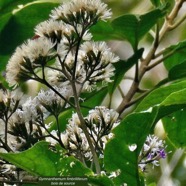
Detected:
left=0, top=0, right=171, bottom=184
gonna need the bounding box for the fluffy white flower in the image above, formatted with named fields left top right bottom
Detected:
left=68, top=113, right=81, bottom=127
left=35, top=20, right=66, bottom=38
left=47, top=69, right=69, bottom=86
left=37, top=86, right=72, bottom=114
left=6, top=47, right=27, bottom=86
left=46, top=130, right=59, bottom=145
left=88, top=106, right=119, bottom=127
left=80, top=41, right=119, bottom=64
left=24, top=38, right=56, bottom=64
left=50, top=0, right=112, bottom=23
left=59, top=106, right=119, bottom=161
left=19, top=97, right=38, bottom=122
left=6, top=38, right=56, bottom=86
left=78, top=41, right=119, bottom=90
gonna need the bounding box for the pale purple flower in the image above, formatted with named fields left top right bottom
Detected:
left=139, top=134, right=168, bottom=171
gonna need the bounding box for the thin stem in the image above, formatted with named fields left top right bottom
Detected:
left=116, top=0, right=185, bottom=115
left=54, top=115, right=64, bottom=147
left=146, top=50, right=175, bottom=71
left=72, top=33, right=84, bottom=80
left=154, top=48, right=167, bottom=58
left=70, top=80, right=101, bottom=174
left=135, top=61, right=139, bottom=82
left=4, top=116, right=8, bottom=146
left=118, top=85, right=125, bottom=99
left=38, top=119, right=64, bottom=148
left=159, top=0, right=185, bottom=41
left=42, top=79, right=75, bottom=108
left=57, top=54, right=72, bottom=81
left=0, top=138, right=13, bottom=152
left=169, top=14, right=186, bottom=30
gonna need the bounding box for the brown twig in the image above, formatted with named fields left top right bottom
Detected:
left=116, top=0, right=186, bottom=115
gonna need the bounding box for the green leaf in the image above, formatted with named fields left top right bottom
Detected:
left=90, top=21, right=120, bottom=41
left=0, top=141, right=93, bottom=177
left=58, top=156, right=93, bottom=176
left=0, top=0, right=36, bottom=16
left=81, top=88, right=108, bottom=110
left=108, top=48, right=144, bottom=95
left=135, top=80, right=186, bottom=112
left=111, top=8, right=166, bottom=48
left=88, top=175, right=114, bottom=186
left=161, top=88, right=186, bottom=106
left=0, top=0, right=14, bottom=9
left=105, top=81, right=186, bottom=185
left=148, top=183, right=157, bottom=186
left=162, top=108, right=186, bottom=147
left=163, top=41, right=186, bottom=70
left=104, top=109, right=158, bottom=186
left=168, top=60, right=186, bottom=80
left=150, top=0, right=161, bottom=7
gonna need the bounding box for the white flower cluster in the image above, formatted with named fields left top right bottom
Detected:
left=0, top=90, right=45, bottom=152
left=6, top=0, right=119, bottom=92
left=8, top=96, right=45, bottom=151
left=2, top=0, right=120, bottom=179
left=50, top=0, right=112, bottom=24
left=0, top=89, right=23, bottom=119
left=37, top=86, right=72, bottom=115
left=6, top=38, right=56, bottom=86
left=139, top=135, right=167, bottom=171
left=60, top=106, right=119, bottom=160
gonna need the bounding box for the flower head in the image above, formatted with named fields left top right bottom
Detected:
left=139, top=135, right=167, bottom=171
left=35, top=20, right=68, bottom=42
left=6, top=38, right=56, bottom=86
left=0, top=89, right=22, bottom=119
left=16, top=97, right=38, bottom=122
left=78, top=41, right=119, bottom=90
left=61, top=106, right=119, bottom=161
left=50, top=0, right=112, bottom=26
left=37, top=86, right=72, bottom=115
left=24, top=37, right=56, bottom=64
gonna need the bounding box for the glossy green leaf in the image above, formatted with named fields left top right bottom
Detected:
left=0, top=0, right=36, bottom=16
left=108, top=48, right=144, bottom=95
left=135, top=80, right=186, bottom=112
left=57, top=156, right=93, bottom=176
left=0, top=13, right=12, bottom=33
left=147, top=183, right=157, bottom=186
left=168, top=60, right=186, bottom=80
left=111, top=8, right=166, bottom=48
left=104, top=109, right=158, bottom=185
left=150, top=0, right=161, bottom=7
left=90, top=21, right=120, bottom=41
left=162, top=108, right=186, bottom=147
left=105, top=81, right=186, bottom=185
left=81, top=87, right=108, bottom=111
left=0, top=0, right=60, bottom=16
left=0, top=0, right=14, bottom=9
left=163, top=41, right=186, bottom=70
left=88, top=175, right=114, bottom=186
left=156, top=88, right=186, bottom=119
left=0, top=141, right=93, bottom=177
left=161, top=88, right=186, bottom=106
